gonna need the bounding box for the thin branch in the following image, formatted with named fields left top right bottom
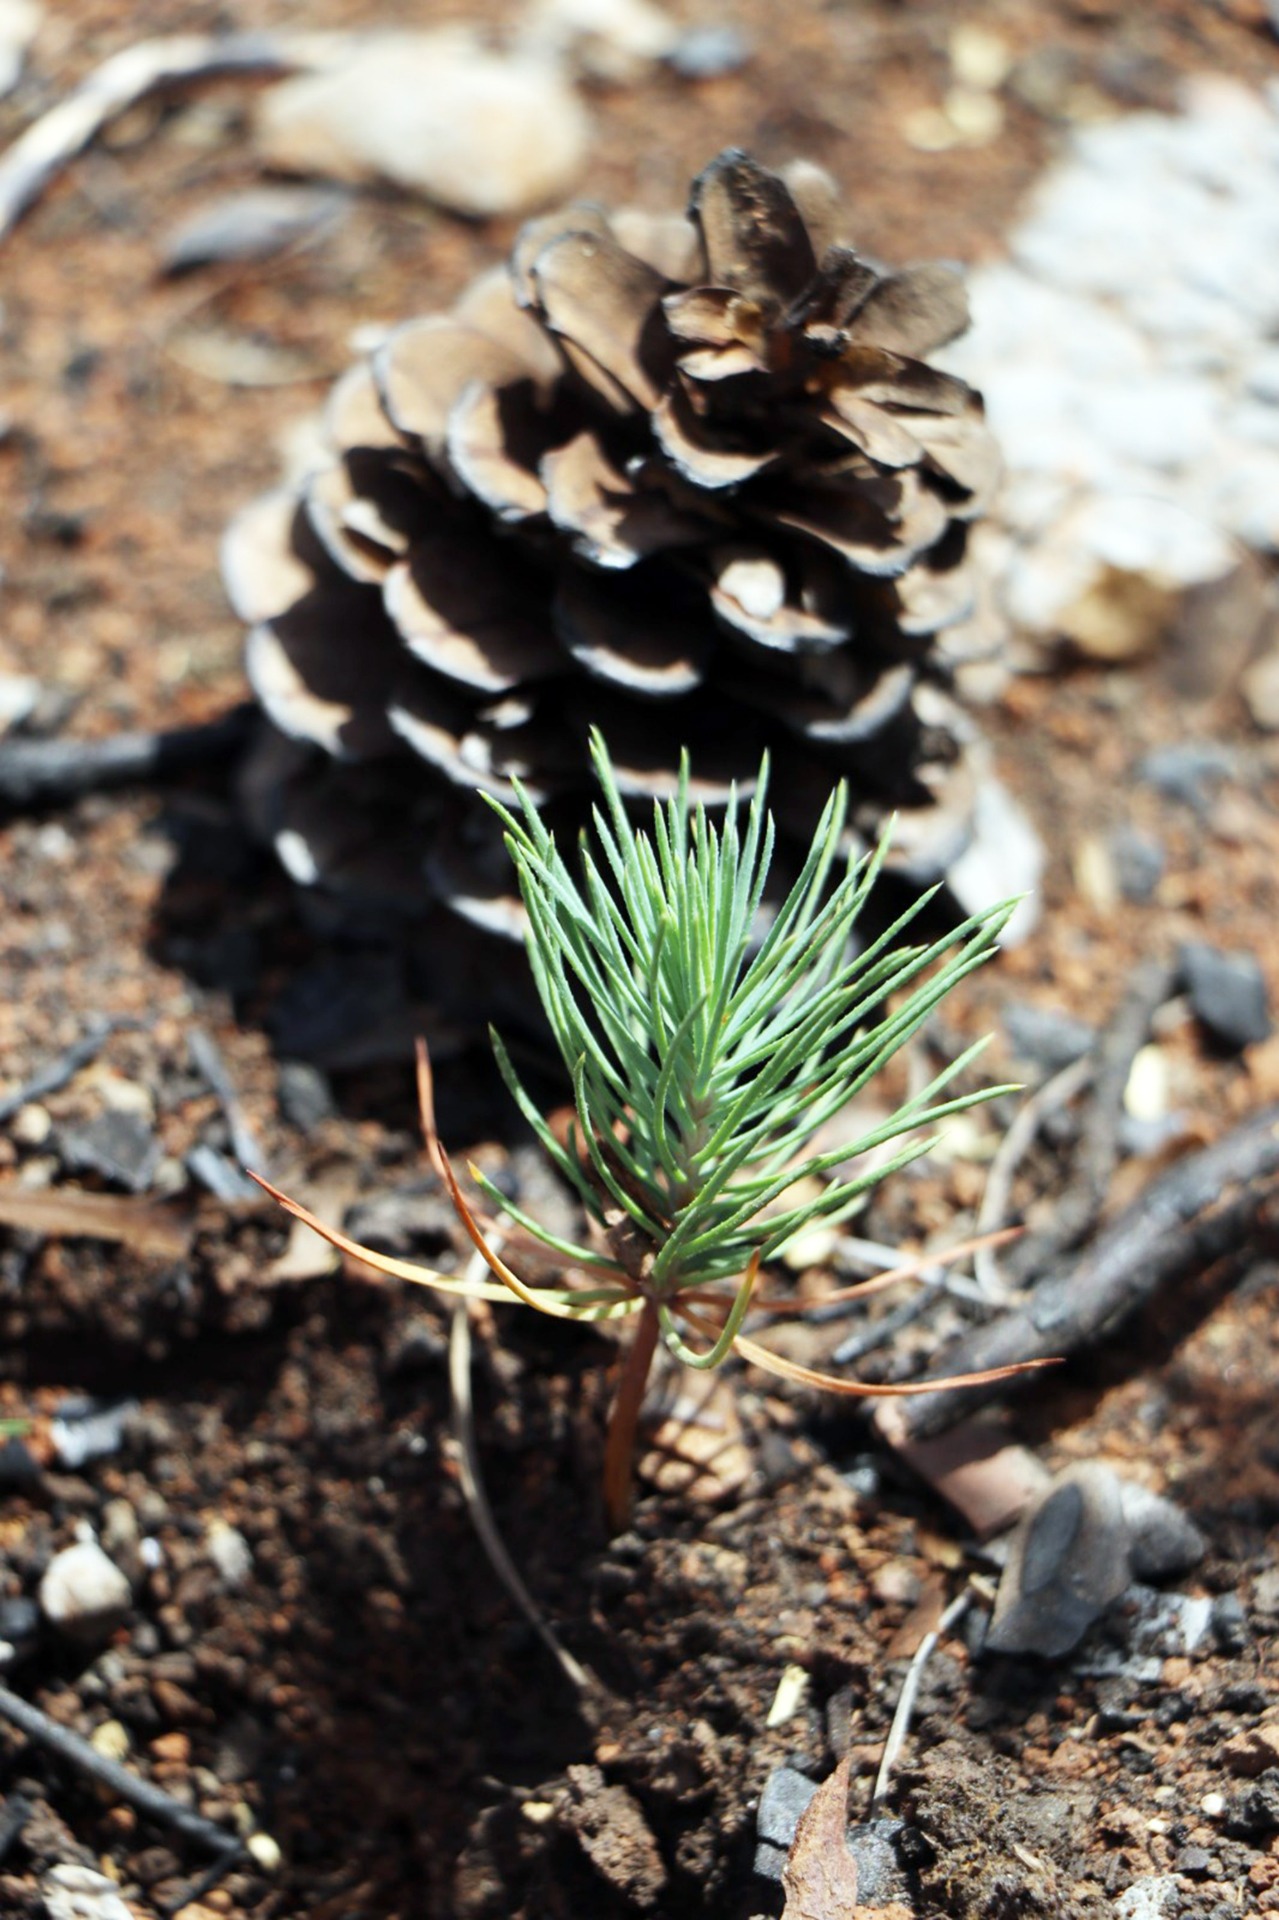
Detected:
left=973, top=1056, right=1093, bottom=1298
left=1005, top=960, right=1176, bottom=1284
left=0, top=707, right=253, bottom=809
left=0, top=36, right=362, bottom=243
left=0, top=1680, right=243, bottom=1857
left=879, top=1102, right=1279, bottom=1443
left=0, top=1017, right=141, bottom=1124
left=867, top=1586, right=973, bottom=1817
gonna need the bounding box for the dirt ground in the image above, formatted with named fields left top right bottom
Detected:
left=3, top=1, right=1279, bottom=1916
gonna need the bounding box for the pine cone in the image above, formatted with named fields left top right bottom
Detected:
left=224, top=150, right=1007, bottom=940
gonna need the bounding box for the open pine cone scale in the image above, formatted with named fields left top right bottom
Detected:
left=224, top=148, right=1011, bottom=940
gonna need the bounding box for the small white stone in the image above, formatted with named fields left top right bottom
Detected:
left=0, top=671, right=41, bottom=735
left=1124, top=1044, right=1169, bottom=1122
left=206, top=1519, right=253, bottom=1589
left=11, top=1102, right=51, bottom=1146
left=254, top=30, right=590, bottom=219
left=1242, top=648, right=1279, bottom=732
left=949, top=23, right=1011, bottom=91
left=247, top=1831, right=283, bottom=1874
left=41, top=1865, right=134, bottom=1920
left=1201, top=1790, right=1226, bottom=1818
left=39, top=1541, right=131, bottom=1641
left=1114, top=1873, right=1180, bottom=1920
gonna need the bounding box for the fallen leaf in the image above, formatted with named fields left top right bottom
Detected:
left=782, top=1755, right=858, bottom=1920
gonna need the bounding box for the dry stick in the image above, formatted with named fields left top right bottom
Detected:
left=0, top=1680, right=243, bottom=1857
left=1004, top=958, right=1176, bottom=1287
left=447, top=1258, right=601, bottom=1709
left=0, top=706, right=253, bottom=810
left=972, top=1055, right=1094, bottom=1300
left=879, top=1102, right=1279, bottom=1445
left=867, top=1586, right=974, bottom=1818
left=187, top=1028, right=266, bottom=1195
left=0, top=33, right=358, bottom=243
left=0, top=1017, right=140, bottom=1124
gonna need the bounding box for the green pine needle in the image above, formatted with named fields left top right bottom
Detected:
left=484, top=730, right=1016, bottom=1322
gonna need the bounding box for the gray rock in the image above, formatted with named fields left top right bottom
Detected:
left=756, top=1764, right=817, bottom=1851
left=1179, top=941, right=1271, bottom=1050
left=1003, top=1000, right=1096, bottom=1071
left=277, top=1059, right=336, bottom=1130
left=986, top=1463, right=1204, bottom=1661
left=60, top=1111, right=160, bottom=1192
left=1120, top=1481, right=1205, bottom=1578
left=1136, top=740, right=1236, bottom=812
left=0, top=1593, right=40, bottom=1666
left=846, top=1819, right=908, bottom=1905
left=1109, top=827, right=1165, bottom=903
left=185, top=1142, right=259, bottom=1201
left=38, top=1542, right=131, bottom=1643
left=755, top=1761, right=830, bottom=1886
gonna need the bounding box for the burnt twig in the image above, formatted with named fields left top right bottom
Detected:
left=0, top=1019, right=140, bottom=1125
left=1004, top=959, right=1176, bottom=1285
left=188, top=1028, right=266, bottom=1194
left=0, top=706, right=252, bottom=811
left=0, top=1680, right=243, bottom=1858
left=878, top=1104, right=1279, bottom=1444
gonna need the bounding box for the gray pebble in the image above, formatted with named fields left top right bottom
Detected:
left=60, top=1111, right=161, bottom=1192
left=1109, top=826, right=1165, bottom=903
left=1121, top=1480, right=1205, bottom=1579
left=277, top=1059, right=336, bottom=1131
left=1003, top=1000, right=1096, bottom=1071
left=755, top=1764, right=817, bottom=1850
left=1135, top=742, right=1236, bottom=812
left=846, top=1819, right=907, bottom=1905
left=1179, top=941, right=1271, bottom=1051
left=185, top=1141, right=259, bottom=1201
left=1210, top=1592, right=1247, bottom=1652
left=0, top=1593, right=40, bottom=1666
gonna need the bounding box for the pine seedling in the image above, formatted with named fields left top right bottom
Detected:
left=255, top=734, right=1043, bottom=1528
